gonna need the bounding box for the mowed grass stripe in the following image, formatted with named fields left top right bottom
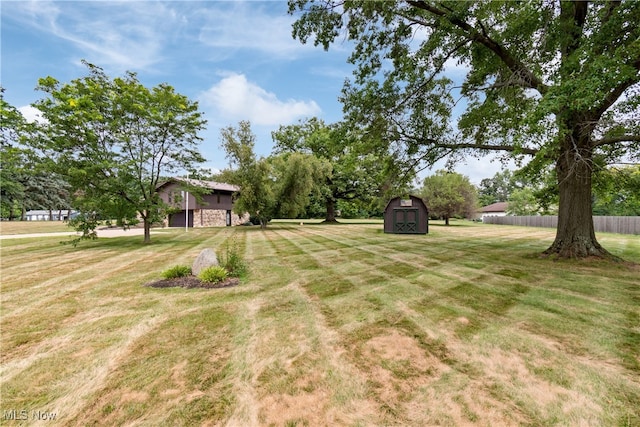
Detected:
left=237, top=227, right=379, bottom=425
left=1, top=230, right=233, bottom=366
left=1, top=232, right=207, bottom=316
left=2, top=229, right=244, bottom=425
left=1, top=222, right=638, bottom=425
left=266, top=226, right=509, bottom=424
left=266, top=223, right=640, bottom=425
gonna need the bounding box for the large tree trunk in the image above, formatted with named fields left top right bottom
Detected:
left=323, top=197, right=338, bottom=223
left=544, top=134, right=610, bottom=258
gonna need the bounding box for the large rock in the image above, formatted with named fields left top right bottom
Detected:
left=192, top=248, right=219, bottom=276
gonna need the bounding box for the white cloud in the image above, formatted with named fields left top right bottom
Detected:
left=18, top=106, right=46, bottom=124
left=2, top=0, right=181, bottom=73
left=200, top=73, right=321, bottom=126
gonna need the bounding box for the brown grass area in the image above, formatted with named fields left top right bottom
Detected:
left=1, top=222, right=639, bottom=425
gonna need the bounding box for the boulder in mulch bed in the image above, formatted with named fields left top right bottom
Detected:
left=192, top=248, right=218, bottom=276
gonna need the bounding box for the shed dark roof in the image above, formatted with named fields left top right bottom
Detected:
left=383, top=195, right=428, bottom=212
left=158, top=178, right=239, bottom=193
left=479, top=202, right=508, bottom=213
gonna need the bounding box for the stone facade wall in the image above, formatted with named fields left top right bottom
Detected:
left=232, top=212, right=251, bottom=226
left=192, top=209, right=250, bottom=227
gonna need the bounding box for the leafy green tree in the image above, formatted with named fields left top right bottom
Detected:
left=220, top=121, right=329, bottom=228
left=420, top=170, right=478, bottom=225
left=507, top=188, right=541, bottom=216
left=290, top=1, right=640, bottom=258
left=1, top=90, right=29, bottom=219
left=592, top=165, right=640, bottom=215
left=272, top=118, right=389, bottom=222
left=478, top=170, right=518, bottom=206
left=33, top=62, right=206, bottom=243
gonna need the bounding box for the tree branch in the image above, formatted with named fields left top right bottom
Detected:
left=432, top=142, right=539, bottom=156
left=406, top=0, right=549, bottom=95
left=592, top=134, right=640, bottom=148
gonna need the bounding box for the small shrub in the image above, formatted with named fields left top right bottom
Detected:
left=218, top=238, right=248, bottom=278
left=198, top=266, right=228, bottom=284
left=162, top=265, right=192, bottom=279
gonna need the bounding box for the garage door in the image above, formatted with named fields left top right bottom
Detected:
left=169, top=210, right=193, bottom=227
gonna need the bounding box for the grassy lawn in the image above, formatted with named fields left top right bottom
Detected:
left=0, top=220, right=75, bottom=235
left=1, top=221, right=639, bottom=426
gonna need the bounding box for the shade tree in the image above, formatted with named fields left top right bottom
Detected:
left=33, top=62, right=206, bottom=243
left=272, top=117, right=393, bottom=222
left=289, top=0, right=640, bottom=258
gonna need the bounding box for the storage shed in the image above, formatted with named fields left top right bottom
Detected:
left=383, top=195, right=429, bottom=234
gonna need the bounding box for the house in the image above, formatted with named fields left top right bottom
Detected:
left=383, top=195, right=429, bottom=234
left=156, top=178, right=249, bottom=228
left=24, top=210, right=78, bottom=221
left=479, top=202, right=509, bottom=221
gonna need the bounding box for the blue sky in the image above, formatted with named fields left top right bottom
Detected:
left=1, top=0, right=509, bottom=184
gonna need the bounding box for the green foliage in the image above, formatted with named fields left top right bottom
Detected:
left=507, top=188, right=541, bottom=216
left=32, top=61, right=207, bottom=243
left=478, top=170, right=519, bottom=207
left=272, top=118, right=395, bottom=221
left=289, top=1, right=640, bottom=257
left=0, top=90, right=71, bottom=219
left=219, top=121, right=330, bottom=228
left=217, top=238, right=248, bottom=278
left=420, top=170, right=478, bottom=224
left=592, top=165, right=640, bottom=216
left=162, top=265, right=192, bottom=279
left=65, top=213, right=100, bottom=246
left=198, top=266, right=228, bottom=284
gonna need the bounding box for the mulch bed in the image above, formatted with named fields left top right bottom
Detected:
left=145, top=276, right=240, bottom=289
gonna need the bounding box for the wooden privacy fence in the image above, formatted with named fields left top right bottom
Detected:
left=482, top=216, right=640, bottom=235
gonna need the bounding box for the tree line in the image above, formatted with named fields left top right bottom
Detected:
left=2, top=0, right=638, bottom=258
left=3, top=76, right=637, bottom=241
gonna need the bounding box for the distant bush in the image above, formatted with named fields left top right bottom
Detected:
left=162, top=265, right=192, bottom=279
left=198, top=266, right=228, bottom=284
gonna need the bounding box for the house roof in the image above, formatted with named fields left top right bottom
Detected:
left=479, top=201, right=508, bottom=212
left=158, top=177, right=239, bottom=193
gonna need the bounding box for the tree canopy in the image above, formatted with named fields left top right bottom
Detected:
left=33, top=62, right=206, bottom=243
left=1, top=90, right=72, bottom=220
left=289, top=0, right=640, bottom=258
left=220, top=121, right=330, bottom=228
left=272, top=117, right=390, bottom=222
left=419, top=170, right=478, bottom=225
left=592, top=165, right=640, bottom=215
left=478, top=170, right=519, bottom=207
